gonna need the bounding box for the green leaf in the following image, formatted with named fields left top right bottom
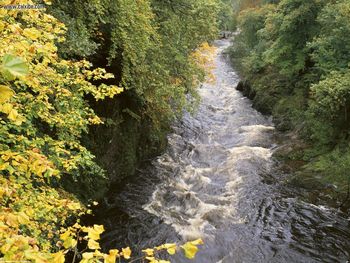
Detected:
left=1, top=54, right=29, bottom=81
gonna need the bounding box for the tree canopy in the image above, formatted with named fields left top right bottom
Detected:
left=230, top=0, right=350, bottom=193
left=0, top=0, right=224, bottom=261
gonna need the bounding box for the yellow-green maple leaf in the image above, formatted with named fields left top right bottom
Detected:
left=0, top=85, right=14, bottom=103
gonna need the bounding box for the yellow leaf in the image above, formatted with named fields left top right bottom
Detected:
left=167, top=246, right=176, bottom=255
left=81, top=252, right=94, bottom=262
left=162, top=243, right=177, bottom=255
left=72, top=223, right=81, bottom=229
left=23, top=28, right=41, bottom=40
left=121, top=247, right=131, bottom=259
left=145, top=257, right=158, bottom=263
left=94, top=224, right=105, bottom=233
left=60, top=230, right=71, bottom=241
left=24, top=250, right=48, bottom=263
left=13, top=115, right=25, bottom=126
left=0, top=162, right=9, bottom=171
left=87, top=228, right=100, bottom=240
left=17, top=211, right=30, bottom=224
left=82, top=252, right=94, bottom=259
left=110, top=249, right=119, bottom=256
left=189, top=239, right=204, bottom=246
left=87, top=239, right=100, bottom=250
left=0, top=103, right=13, bottom=114
left=86, top=224, right=104, bottom=241
left=52, top=251, right=65, bottom=263
left=104, top=254, right=116, bottom=263
left=93, top=250, right=105, bottom=257
left=67, top=202, right=81, bottom=210
left=142, top=248, right=154, bottom=256
left=8, top=108, right=19, bottom=121
left=5, top=213, right=18, bottom=227
left=181, top=242, right=199, bottom=259
left=104, top=249, right=119, bottom=263
left=0, top=85, right=14, bottom=103
left=63, top=236, right=77, bottom=249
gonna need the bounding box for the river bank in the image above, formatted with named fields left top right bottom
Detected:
left=233, top=72, right=350, bottom=212
left=91, top=39, right=350, bottom=262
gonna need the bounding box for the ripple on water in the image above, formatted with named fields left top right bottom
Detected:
left=99, top=39, right=350, bottom=263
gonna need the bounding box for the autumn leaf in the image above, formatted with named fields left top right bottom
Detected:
left=0, top=85, right=14, bottom=103
left=81, top=252, right=94, bottom=263
left=60, top=230, right=71, bottom=241
left=52, top=251, right=65, bottom=263
left=0, top=103, right=13, bottom=114
left=67, top=202, right=82, bottom=210
left=142, top=248, right=154, bottom=256
left=5, top=213, right=18, bottom=227
left=121, top=247, right=131, bottom=259
left=104, top=255, right=116, bottom=263
left=83, top=252, right=94, bottom=259
left=7, top=108, right=19, bottom=122
left=88, top=239, right=101, bottom=250
left=163, top=243, right=177, bottom=255
left=104, top=249, right=119, bottom=263
left=23, top=28, right=41, bottom=40
left=145, top=256, right=158, bottom=263
left=17, top=211, right=30, bottom=224
left=85, top=224, right=105, bottom=240
left=189, top=239, right=204, bottom=246
left=109, top=249, right=119, bottom=256
left=63, top=236, right=77, bottom=249
left=181, top=243, right=198, bottom=259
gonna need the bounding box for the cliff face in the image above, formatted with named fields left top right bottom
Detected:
left=87, top=90, right=168, bottom=184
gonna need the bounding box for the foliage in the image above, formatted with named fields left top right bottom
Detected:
left=261, top=0, right=327, bottom=78
left=44, top=0, right=221, bottom=192
left=58, top=223, right=204, bottom=263
left=230, top=4, right=275, bottom=75
left=49, top=0, right=220, bottom=126
left=236, top=0, right=263, bottom=10
left=0, top=0, right=220, bottom=260
left=304, top=146, right=350, bottom=192
left=48, top=0, right=107, bottom=58
left=229, top=0, right=350, bottom=192
left=218, top=0, right=237, bottom=31
left=0, top=0, right=123, bottom=259
left=305, top=0, right=350, bottom=148
left=309, top=0, right=350, bottom=75
left=307, top=70, right=350, bottom=145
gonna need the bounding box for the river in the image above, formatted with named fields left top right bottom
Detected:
left=95, top=39, right=350, bottom=263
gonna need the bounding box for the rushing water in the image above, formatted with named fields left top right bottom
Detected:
left=97, top=40, right=350, bottom=263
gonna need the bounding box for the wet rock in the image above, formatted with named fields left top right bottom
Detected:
left=236, top=80, right=256, bottom=100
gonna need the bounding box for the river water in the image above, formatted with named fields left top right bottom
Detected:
left=97, top=40, right=350, bottom=263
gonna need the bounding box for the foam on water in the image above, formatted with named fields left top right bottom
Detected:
left=99, top=39, right=350, bottom=263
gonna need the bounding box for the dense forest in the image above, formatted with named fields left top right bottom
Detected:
left=1, top=0, right=350, bottom=261
left=229, top=0, right=350, bottom=201
left=0, top=0, right=233, bottom=261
